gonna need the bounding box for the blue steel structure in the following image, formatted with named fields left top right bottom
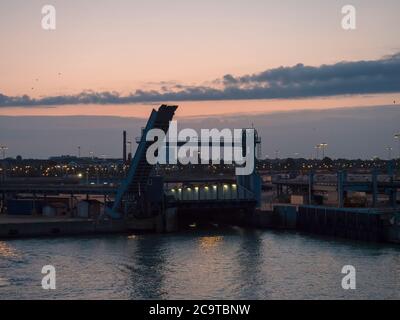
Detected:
left=107, top=105, right=178, bottom=219
left=274, top=170, right=399, bottom=208
left=106, top=104, right=262, bottom=219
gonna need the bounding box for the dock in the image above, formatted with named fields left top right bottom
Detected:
left=0, top=216, right=128, bottom=238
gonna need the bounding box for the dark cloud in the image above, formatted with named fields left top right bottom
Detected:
left=1, top=53, right=400, bottom=107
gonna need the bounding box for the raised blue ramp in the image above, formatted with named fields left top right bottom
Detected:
left=107, top=105, right=177, bottom=218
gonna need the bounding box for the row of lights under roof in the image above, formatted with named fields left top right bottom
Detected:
left=170, top=184, right=237, bottom=193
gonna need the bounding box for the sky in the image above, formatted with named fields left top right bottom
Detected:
left=1, top=0, right=400, bottom=158
left=1, top=105, right=399, bottom=160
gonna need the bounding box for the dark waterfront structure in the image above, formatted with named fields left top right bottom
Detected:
left=0, top=105, right=262, bottom=236
left=0, top=105, right=399, bottom=243
left=106, top=104, right=262, bottom=230
left=297, top=206, right=386, bottom=242
left=273, top=171, right=400, bottom=208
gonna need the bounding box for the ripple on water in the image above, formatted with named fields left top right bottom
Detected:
left=0, top=230, right=399, bottom=299
left=0, top=241, right=20, bottom=259
left=0, top=277, right=10, bottom=287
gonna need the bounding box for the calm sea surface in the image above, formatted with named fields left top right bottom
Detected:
left=0, top=227, right=399, bottom=300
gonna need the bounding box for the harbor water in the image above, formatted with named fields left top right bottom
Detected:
left=0, top=227, right=399, bottom=300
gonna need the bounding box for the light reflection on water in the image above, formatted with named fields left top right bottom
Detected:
left=0, top=228, right=399, bottom=300
left=0, top=241, right=20, bottom=259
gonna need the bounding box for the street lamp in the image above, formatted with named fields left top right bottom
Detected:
left=395, top=133, right=400, bottom=159
left=315, top=143, right=328, bottom=159
left=0, top=145, right=8, bottom=159
left=315, top=145, right=321, bottom=160
left=386, top=146, right=393, bottom=160
left=127, top=141, right=133, bottom=155
left=0, top=145, right=8, bottom=183
left=320, top=143, right=328, bottom=159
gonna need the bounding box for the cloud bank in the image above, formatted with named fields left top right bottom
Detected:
left=1, top=53, right=400, bottom=107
